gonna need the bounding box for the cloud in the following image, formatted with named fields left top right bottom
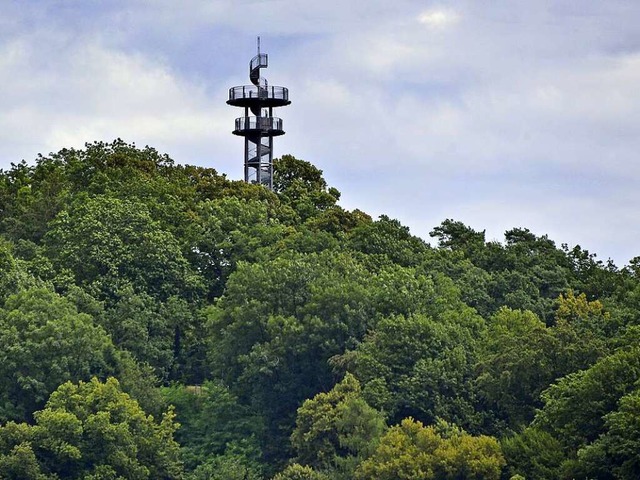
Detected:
left=0, top=25, right=235, bottom=170
left=2, top=0, right=640, bottom=264
left=418, top=8, right=460, bottom=28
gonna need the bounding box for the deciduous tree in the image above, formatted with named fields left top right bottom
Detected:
left=355, top=418, right=504, bottom=480
left=0, top=377, right=183, bottom=479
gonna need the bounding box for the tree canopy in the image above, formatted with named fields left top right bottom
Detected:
left=0, top=140, right=638, bottom=478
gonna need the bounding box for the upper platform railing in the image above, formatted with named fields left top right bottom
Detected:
left=228, top=85, right=289, bottom=102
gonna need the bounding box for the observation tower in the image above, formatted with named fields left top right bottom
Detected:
left=227, top=39, right=291, bottom=190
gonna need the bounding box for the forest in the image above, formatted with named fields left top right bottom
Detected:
left=0, top=139, right=638, bottom=479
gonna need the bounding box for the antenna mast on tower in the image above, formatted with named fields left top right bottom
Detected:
left=227, top=38, right=291, bottom=190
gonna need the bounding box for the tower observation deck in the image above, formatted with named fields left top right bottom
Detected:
left=227, top=40, right=291, bottom=190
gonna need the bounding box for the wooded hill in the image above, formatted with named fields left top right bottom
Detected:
left=0, top=140, right=638, bottom=479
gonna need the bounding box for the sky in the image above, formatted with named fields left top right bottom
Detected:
left=1, top=0, right=639, bottom=265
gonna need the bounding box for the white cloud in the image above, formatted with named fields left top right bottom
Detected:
left=2, top=0, right=640, bottom=264
left=0, top=27, right=235, bottom=170
left=418, top=8, right=460, bottom=28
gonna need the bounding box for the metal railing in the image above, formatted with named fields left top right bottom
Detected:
left=229, top=85, right=289, bottom=102
left=235, top=116, right=283, bottom=132
left=250, top=53, right=268, bottom=71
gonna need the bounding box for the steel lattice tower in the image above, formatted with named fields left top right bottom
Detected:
left=227, top=39, right=291, bottom=190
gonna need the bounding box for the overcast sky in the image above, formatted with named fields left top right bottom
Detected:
left=2, top=1, right=639, bottom=265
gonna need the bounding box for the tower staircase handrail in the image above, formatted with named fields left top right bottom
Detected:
left=235, top=116, right=283, bottom=132
left=250, top=53, right=268, bottom=86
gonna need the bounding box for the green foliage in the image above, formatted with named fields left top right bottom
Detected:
left=101, top=290, right=201, bottom=380
left=0, top=288, right=117, bottom=422
left=187, top=453, right=263, bottom=480
left=430, top=219, right=486, bottom=253
left=43, top=194, right=203, bottom=301
left=430, top=222, right=576, bottom=322
left=104, top=289, right=176, bottom=376
left=2, top=142, right=640, bottom=478
left=273, top=155, right=340, bottom=221
left=0, top=424, right=53, bottom=479
left=536, top=346, right=640, bottom=450
left=349, top=215, right=430, bottom=266
left=206, top=251, right=383, bottom=460
left=272, top=464, right=330, bottom=480
left=0, top=140, right=228, bottom=247
left=192, top=196, right=289, bottom=298
left=531, top=347, right=640, bottom=478
left=0, top=237, right=42, bottom=303
left=291, top=373, right=386, bottom=477
left=355, top=417, right=505, bottom=480
left=576, top=388, right=640, bottom=479
left=501, top=427, right=565, bottom=480
left=474, top=305, right=605, bottom=433
left=475, top=308, right=554, bottom=430
left=346, top=310, right=485, bottom=430
left=108, top=350, right=166, bottom=419
left=0, top=377, right=183, bottom=479
left=162, top=381, right=264, bottom=471
left=555, top=289, right=612, bottom=338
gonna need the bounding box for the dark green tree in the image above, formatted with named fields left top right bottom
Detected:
left=0, top=288, right=117, bottom=422
left=192, top=196, right=289, bottom=298
left=206, top=251, right=380, bottom=461
left=345, top=310, right=485, bottom=430
left=43, top=195, right=203, bottom=302
left=475, top=308, right=556, bottom=431
left=576, top=388, right=640, bottom=479
left=348, top=215, right=429, bottom=267
left=501, top=427, right=565, bottom=480
left=535, top=347, right=640, bottom=450
left=273, top=155, right=340, bottom=222
left=162, top=381, right=264, bottom=472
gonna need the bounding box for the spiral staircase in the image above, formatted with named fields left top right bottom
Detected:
left=227, top=47, right=291, bottom=190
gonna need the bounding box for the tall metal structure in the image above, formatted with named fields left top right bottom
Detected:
left=227, top=38, right=290, bottom=190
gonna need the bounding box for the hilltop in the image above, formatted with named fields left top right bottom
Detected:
left=0, top=140, right=638, bottom=479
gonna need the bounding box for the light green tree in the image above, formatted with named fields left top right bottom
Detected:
left=291, top=373, right=386, bottom=478
left=272, top=463, right=330, bottom=480
left=0, top=377, right=183, bottom=479
left=356, top=418, right=504, bottom=480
